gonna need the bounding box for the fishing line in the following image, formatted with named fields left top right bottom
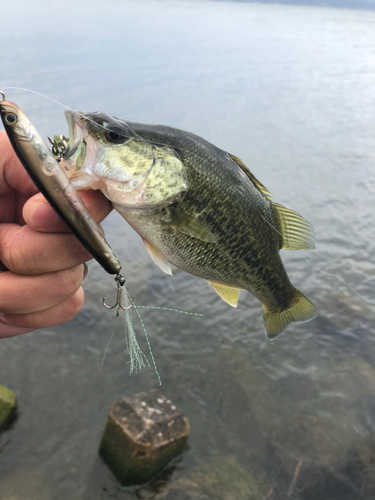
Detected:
left=101, top=289, right=202, bottom=384
left=1, top=86, right=137, bottom=140
left=3, top=86, right=80, bottom=116
left=5, top=87, right=372, bottom=311
left=130, top=303, right=204, bottom=385
left=101, top=314, right=120, bottom=367
left=131, top=300, right=161, bottom=385
left=304, top=257, right=375, bottom=306
left=2, top=86, right=159, bottom=144
left=122, top=297, right=150, bottom=376
left=135, top=306, right=204, bottom=316
left=2, top=87, right=288, bottom=239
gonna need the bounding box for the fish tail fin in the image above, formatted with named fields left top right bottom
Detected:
left=262, top=289, right=317, bottom=341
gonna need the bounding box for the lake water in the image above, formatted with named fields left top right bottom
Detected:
left=1, top=0, right=375, bottom=498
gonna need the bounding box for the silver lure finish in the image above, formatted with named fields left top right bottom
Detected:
left=0, top=94, right=122, bottom=275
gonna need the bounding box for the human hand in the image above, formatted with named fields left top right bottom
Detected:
left=0, top=130, right=113, bottom=338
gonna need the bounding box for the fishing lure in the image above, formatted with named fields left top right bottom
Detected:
left=0, top=91, right=154, bottom=377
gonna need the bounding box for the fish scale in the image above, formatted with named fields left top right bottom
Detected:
left=125, top=131, right=284, bottom=286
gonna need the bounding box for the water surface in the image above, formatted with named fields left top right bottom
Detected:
left=0, top=1, right=375, bottom=498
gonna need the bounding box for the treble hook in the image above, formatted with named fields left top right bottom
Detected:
left=48, top=134, right=70, bottom=158
left=102, top=273, right=132, bottom=317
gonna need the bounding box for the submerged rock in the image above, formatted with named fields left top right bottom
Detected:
left=270, top=414, right=357, bottom=492
left=345, top=432, right=375, bottom=495
left=0, top=384, right=16, bottom=429
left=161, top=455, right=270, bottom=500
left=99, top=389, right=189, bottom=486
left=0, top=470, right=51, bottom=500
left=318, top=292, right=375, bottom=330
left=219, top=349, right=320, bottom=433
left=349, top=393, right=375, bottom=434
left=315, top=357, right=375, bottom=407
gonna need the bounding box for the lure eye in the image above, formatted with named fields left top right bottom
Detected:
left=105, top=126, right=127, bottom=144
left=5, top=112, right=17, bottom=125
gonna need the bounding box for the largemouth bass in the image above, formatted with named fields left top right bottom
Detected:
left=0, top=95, right=122, bottom=275
left=62, top=110, right=317, bottom=339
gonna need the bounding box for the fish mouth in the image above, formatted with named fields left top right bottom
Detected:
left=65, top=110, right=85, bottom=147
left=63, top=110, right=100, bottom=175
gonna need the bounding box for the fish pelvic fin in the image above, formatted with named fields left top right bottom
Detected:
left=208, top=281, right=241, bottom=307
left=273, top=203, right=316, bottom=250
left=142, top=238, right=173, bottom=275
left=262, top=289, right=318, bottom=340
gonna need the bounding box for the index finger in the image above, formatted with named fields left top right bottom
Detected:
left=23, top=190, right=113, bottom=233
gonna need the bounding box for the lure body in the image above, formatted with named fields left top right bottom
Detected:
left=0, top=97, right=121, bottom=275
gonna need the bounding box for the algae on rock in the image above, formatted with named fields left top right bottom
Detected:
left=0, top=384, right=16, bottom=429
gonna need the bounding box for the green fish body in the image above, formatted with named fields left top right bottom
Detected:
left=63, top=111, right=317, bottom=339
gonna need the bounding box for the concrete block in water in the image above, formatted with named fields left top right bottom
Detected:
left=0, top=384, right=16, bottom=429
left=99, top=389, right=189, bottom=485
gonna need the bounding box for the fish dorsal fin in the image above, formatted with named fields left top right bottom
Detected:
left=228, top=153, right=272, bottom=200
left=273, top=203, right=315, bottom=250
left=207, top=281, right=241, bottom=307
left=228, top=154, right=314, bottom=251
left=169, top=208, right=217, bottom=243
left=142, top=238, right=173, bottom=275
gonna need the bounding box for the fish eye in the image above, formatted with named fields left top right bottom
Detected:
left=104, top=126, right=127, bottom=144
left=5, top=112, right=17, bottom=125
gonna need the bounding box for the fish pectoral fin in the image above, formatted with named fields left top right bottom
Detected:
left=170, top=209, right=217, bottom=243
left=142, top=238, right=173, bottom=275
left=207, top=281, right=241, bottom=307
left=228, top=153, right=272, bottom=200
left=262, top=289, right=318, bottom=340
left=273, top=202, right=315, bottom=250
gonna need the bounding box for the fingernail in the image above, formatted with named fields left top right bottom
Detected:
left=82, top=263, right=89, bottom=280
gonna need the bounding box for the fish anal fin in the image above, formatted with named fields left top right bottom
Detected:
left=262, top=289, right=317, bottom=340
left=142, top=238, right=173, bottom=275
left=228, top=153, right=272, bottom=200
left=170, top=208, right=217, bottom=243
left=208, top=281, right=241, bottom=307
left=273, top=202, right=315, bottom=250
